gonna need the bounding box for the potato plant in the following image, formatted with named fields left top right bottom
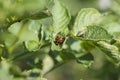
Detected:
left=0, top=0, right=120, bottom=80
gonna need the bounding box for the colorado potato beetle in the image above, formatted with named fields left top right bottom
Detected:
left=54, top=35, right=65, bottom=45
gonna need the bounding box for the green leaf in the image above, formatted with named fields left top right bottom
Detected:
left=73, top=25, right=112, bottom=40
left=85, top=25, right=112, bottom=40
left=96, top=41, right=120, bottom=65
left=76, top=53, right=94, bottom=68
left=52, top=0, right=70, bottom=36
left=51, top=0, right=70, bottom=51
left=24, top=40, right=39, bottom=52
left=72, top=8, right=102, bottom=36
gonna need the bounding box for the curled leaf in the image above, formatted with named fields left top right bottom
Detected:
left=24, top=40, right=39, bottom=52
left=72, top=8, right=101, bottom=36
left=97, top=41, right=120, bottom=65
